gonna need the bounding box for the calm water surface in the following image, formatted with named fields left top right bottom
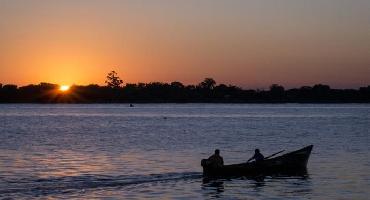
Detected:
left=0, top=104, right=369, bottom=199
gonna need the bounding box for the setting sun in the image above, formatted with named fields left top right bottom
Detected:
left=59, top=85, right=70, bottom=91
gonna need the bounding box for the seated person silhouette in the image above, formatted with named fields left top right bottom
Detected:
left=208, top=149, right=224, bottom=167
left=247, top=149, right=264, bottom=163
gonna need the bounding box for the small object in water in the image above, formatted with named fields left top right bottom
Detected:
left=163, top=117, right=167, bottom=119
left=129, top=104, right=134, bottom=107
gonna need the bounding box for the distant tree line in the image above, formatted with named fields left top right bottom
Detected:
left=0, top=72, right=369, bottom=103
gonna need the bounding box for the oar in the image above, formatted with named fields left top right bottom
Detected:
left=264, top=150, right=285, bottom=160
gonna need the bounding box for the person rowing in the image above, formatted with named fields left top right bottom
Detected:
left=208, top=149, right=224, bottom=167
left=247, top=149, right=264, bottom=163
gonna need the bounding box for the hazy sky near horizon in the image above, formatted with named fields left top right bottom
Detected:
left=0, top=0, right=369, bottom=88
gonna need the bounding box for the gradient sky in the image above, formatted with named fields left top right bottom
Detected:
left=0, top=0, right=369, bottom=88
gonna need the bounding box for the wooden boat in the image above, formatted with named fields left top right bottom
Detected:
left=201, top=145, right=313, bottom=177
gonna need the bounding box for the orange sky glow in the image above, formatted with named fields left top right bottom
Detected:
left=0, top=0, right=369, bottom=89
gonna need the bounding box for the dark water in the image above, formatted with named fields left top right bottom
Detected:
left=0, top=104, right=369, bottom=199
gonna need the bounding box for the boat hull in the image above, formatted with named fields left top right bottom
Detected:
left=201, top=145, right=313, bottom=177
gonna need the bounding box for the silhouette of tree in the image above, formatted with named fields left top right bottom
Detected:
left=269, top=84, right=285, bottom=102
left=105, top=71, right=123, bottom=88
left=198, top=78, right=216, bottom=90
left=270, top=84, right=285, bottom=93
left=313, top=84, right=330, bottom=93
left=0, top=84, right=18, bottom=102
left=39, top=82, right=59, bottom=90
left=2, top=84, right=17, bottom=90
left=359, top=86, right=370, bottom=101
left=312, top=84, right=331, bottom=101
left=170, top=81, right=184, bottom=89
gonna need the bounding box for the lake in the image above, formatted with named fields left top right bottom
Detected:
left=0, top=104, right=369, bottom=199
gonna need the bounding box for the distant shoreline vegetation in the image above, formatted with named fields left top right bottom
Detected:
left=0, top=72, right=369, bottom=103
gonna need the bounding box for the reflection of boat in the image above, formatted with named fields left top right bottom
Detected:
left=201, top=145, right=313, bottom=177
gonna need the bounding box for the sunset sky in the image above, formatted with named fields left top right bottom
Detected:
left=0, top=0, right=369, bottom=89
